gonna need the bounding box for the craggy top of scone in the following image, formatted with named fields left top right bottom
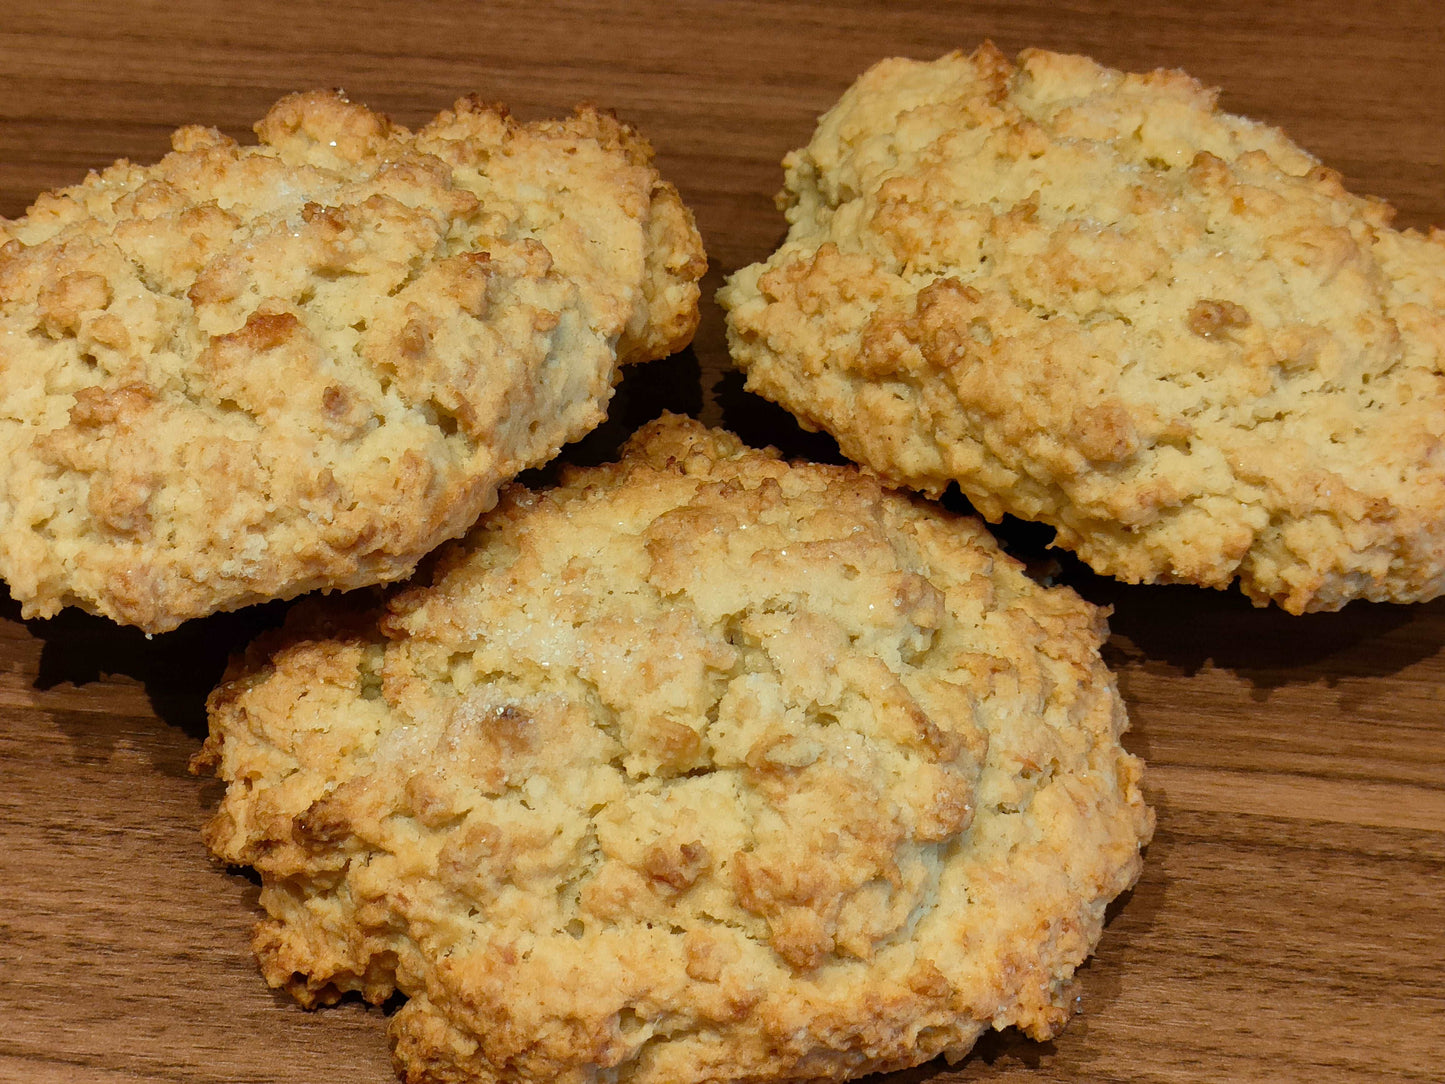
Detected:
left=720, top=43, right=1445, bottom=613
left=196, top=414, right=1151, bottom=1084
left=0, top=90, right=705, bottom=631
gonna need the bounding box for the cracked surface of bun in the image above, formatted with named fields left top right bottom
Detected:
left=196, top=414, right=1152, bottom=1084
left=719, top=44, right=1445, bottom=613
left=0, top=90, right=704, bottom=631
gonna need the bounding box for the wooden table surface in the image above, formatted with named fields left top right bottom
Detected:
left=1, top=2, right=1442, bottom=1082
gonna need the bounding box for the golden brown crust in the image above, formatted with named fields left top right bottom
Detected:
left=719, top=44, right=1445, bottom=613
left=196, top=414, right=1152, bottom=1084
left=0, top=90, right=704, bottom=632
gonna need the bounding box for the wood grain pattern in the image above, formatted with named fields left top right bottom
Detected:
left=0, top=2, right=1441, bottom=1081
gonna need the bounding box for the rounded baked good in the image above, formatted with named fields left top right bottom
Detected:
left=719, top=43, right=1445, bottom=613
left=195, top=414, right=1152, bottom=1084
left=0, top=90, right=705, bottom=632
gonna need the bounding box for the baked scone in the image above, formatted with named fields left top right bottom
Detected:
left=195, top=414, right=1152, bottom=1084
left=719, top=43, right=1445, bottom=613
left=0, top=90, right=705, bottom=632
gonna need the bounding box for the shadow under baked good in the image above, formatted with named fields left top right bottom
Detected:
left=712, top=369, right=851, bottom=465
left=929, top=484, right=1442, bottom=693
left=1086, top=576, right=1441, bottom=694
left=23, top=591, right=295, bottom=742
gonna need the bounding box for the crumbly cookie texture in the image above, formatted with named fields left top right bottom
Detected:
left=0, top=91, right=705, bottom=632
left=719, top=43, right=1445, bottom=613
left=196, top=414, right=1152, bottom=1084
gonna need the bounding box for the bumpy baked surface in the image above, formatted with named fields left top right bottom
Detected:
left=719, top=44, right=1445, bottom=613
left=196, top=414, right=1151, bottom=1084
left=0, top=91, right=704, bottom=632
